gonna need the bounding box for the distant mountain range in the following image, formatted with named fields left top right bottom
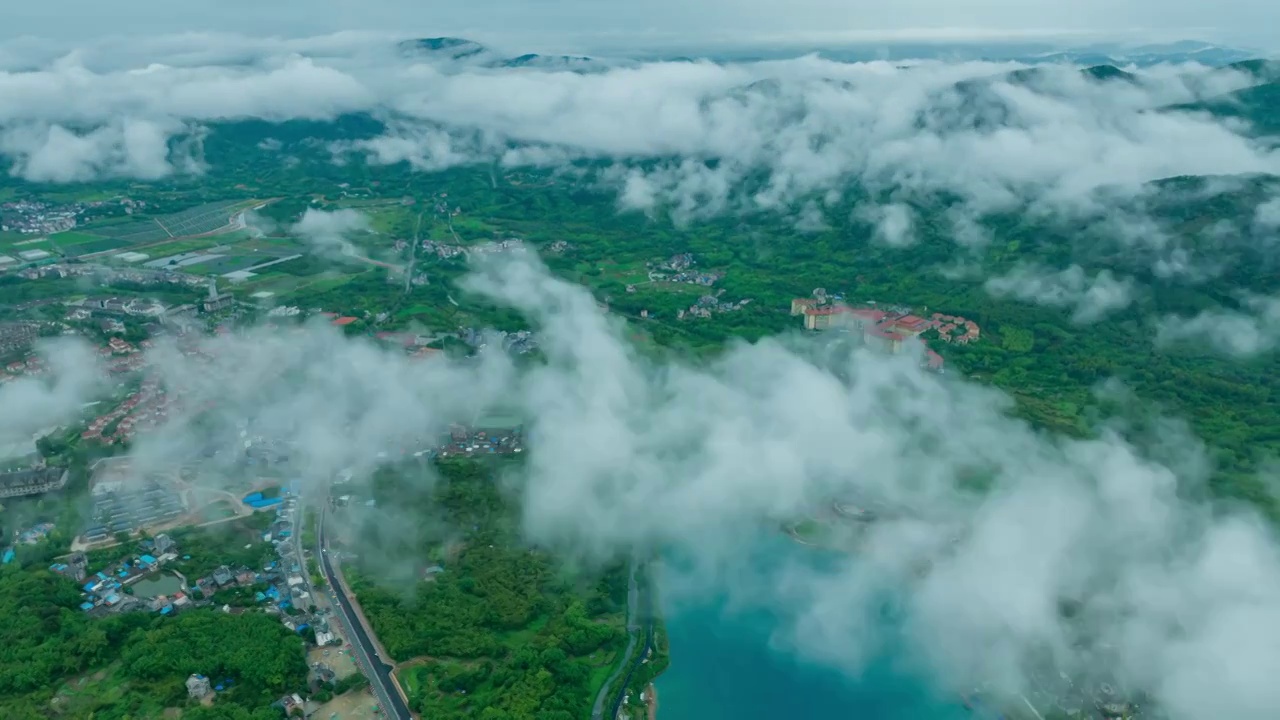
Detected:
left=397, top=37, right=1270, bottom=70
left=397, top=38, right=599, bottom=69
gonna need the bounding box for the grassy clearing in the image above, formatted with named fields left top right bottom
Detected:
left=143, top=238, right=223, bottom=258
left=65, top=237, right=133, bottom=256
left=52, top=664, right=167, bottom=719
left=49, top=230, right=107, bottom=245
left=790, top=519, right=835, bottom=545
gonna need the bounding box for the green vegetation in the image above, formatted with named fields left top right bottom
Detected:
left=347, top=459, right=629, bottom=719
left=0, top=567, right=306, bottom=720
left=166, top=513, right=276, bottom=583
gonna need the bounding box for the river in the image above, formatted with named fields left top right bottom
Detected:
left=655, top=534, right=970, bottom=720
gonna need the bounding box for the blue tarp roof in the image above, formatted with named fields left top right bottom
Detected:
left=80, top=602, right=94, bottom=611
left=160, top=606, right=173, bottom=615
left=83, top=581, right=98, bottom=591
left=2, top=549, right=14, bottom=564
left=140, top=554, right=157, bottom=564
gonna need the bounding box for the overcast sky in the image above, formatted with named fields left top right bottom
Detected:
left=4, top=0, right=1278, bottom=52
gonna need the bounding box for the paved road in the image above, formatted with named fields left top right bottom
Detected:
left=317, top=506, right=413, bottom=720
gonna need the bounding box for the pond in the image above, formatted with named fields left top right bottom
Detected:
left=131, top=572, right=183, bottom=598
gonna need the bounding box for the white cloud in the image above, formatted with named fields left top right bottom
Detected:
left=857, top=202, right=917, bottom=246
left=289, top=207, right=372, bottom=259
left=82, top=252, right=1280, bottom=719
left=1157, top=294, right=1280, bottom=356
left=0, top=118, right=194, bottom=182
left=985, top=264, right=1136, bottom=323
left=0, top=39, right=1273, bottom=215
left=1256, top=196, right=1280, bottom=230
left=0, top=339, right=105, bottom=453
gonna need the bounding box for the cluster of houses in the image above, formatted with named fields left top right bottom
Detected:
left=63, top=533, right=182, bottom=615
left=460, top=327, right=538, bottom=355
left=0, top=199, right=83, bottom=234
left=471, top=238, right=527, bottom=255
left=930, top=312, right=981, bottom=345
left=82, top=377, right=174, bottom=444
left=0, top=321, right=40, bottom=359
left=0, top=198, right=144, bottom=238
left=421, top=239, right=466, bottom=259
left=419, top=237, right=527, bottom=260
left=240, top=494, right=339, bottom=645
left=13, top=263, right=205, bottom=291
left=2, top=521, right=58, bottom=564
left=646, top=253, right=721, bottom=286
left=77, top=295, right=168, bottom=319
left=791, top=297, right=947, bottom=371
left=0, top=352, right=45, bottom=385
left=678, top=292, right=752, bottom=320
left=436, top=422, right=525, bottom=458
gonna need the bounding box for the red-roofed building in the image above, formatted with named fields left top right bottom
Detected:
left=924, top=349, right=945, bottom=371
left=865, top=326, right=905, bottom=353
left=849, top=308, right=886, bottom=323
left=891, top=314, right=931, bottom=336
left=332, top=316, right=358, bottom=327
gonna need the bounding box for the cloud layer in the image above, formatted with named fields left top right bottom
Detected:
left=1158, top=293, right=1280, bottom=356
left=79, top=254, right=1280, bottom=720
left=985, top=264, right=1136, bottom=323
left=0, top=37, right=1276, bottom=224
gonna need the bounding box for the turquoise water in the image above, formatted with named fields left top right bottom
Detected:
left=656, top=537, right=970, bottom=720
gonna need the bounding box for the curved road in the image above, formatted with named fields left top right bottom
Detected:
left=593, top=562, right=656, bottom=720
left=317, top=506, right=413, bottom=720
left=591, top=563, right=639, bottom=720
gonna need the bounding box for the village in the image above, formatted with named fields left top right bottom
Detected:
left=40, top=481, right=368, bottom=716
left=0, top=198, right=147, bottom=238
